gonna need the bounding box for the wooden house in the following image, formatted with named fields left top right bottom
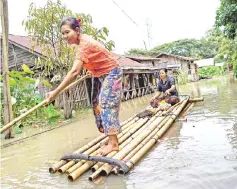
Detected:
left=156, top=53, right=199, bottom=81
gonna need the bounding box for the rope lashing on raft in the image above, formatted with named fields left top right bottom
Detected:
left=60, top=153, right=130, bottom=173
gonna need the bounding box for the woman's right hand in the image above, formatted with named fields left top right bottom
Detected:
left=86, top=71, right=92, bottom=77
left=150, top=96, right=156, bottom=102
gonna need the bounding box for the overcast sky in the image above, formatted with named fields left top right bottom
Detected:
left=3, top=0, right=220, bottom=54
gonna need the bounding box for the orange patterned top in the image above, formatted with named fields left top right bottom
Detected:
left=75, top=34, right=118, bottom=77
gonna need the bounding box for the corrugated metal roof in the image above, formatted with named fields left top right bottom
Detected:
left=6, top=34, right=43, bottom=55
left=116, top=56, right=148, bottom=67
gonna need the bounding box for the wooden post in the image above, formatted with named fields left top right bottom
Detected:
left=11, top=44, right=18, bottom=69
left=84, top=79, right=90, bottom=106
left=1, top=0, right=14, bottom=139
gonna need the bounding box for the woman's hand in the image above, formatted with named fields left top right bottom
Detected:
left=86, top=71, right=92, bottom=77
left=45, top=90, right=58, bottom=104
left=150, top=95, right=156, bottom=102
left=165, top=90, right=170, bottom=95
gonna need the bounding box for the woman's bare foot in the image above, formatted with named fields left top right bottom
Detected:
left=98, top=126, right=104, bottom=133
left=100, top=143, right=119, bottom=156
left=99, top=134, right=119, bottom=156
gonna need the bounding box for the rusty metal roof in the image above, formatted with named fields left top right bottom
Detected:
left=6, top=34, right=43, bottom=55
left=114, top=56, right=148, bottom=68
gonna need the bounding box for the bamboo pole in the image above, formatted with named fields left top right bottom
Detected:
left=67, top=118, right=149, bottom=181
left=111, top=115, right=171, bottom=175
left=91, top=105, right=175, bottom=174
left=90, top=108, right=179, bottom=179
left=64, top=117, right=142, bottom=175
left=1, top=0, right=14, bottom=138
left=90, top=113, right=160, bottom=173
left=118, top=98, right=189, bottom=175
left=56, top=116, right=140, bottom=174
left=120, top=106, right=150, bottom=125
left=1, top=75, right=90, bottom=134
left=182, top=102, right=195, bottom=117
left=189, top=97, right=204, bottom=102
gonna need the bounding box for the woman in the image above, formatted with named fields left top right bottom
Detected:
left=151, top=68, right=179, bottom=107
left=46, top=17, right=122, bottom=156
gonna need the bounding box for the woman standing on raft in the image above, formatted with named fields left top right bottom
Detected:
left=46, top=17, right=122, bottom=156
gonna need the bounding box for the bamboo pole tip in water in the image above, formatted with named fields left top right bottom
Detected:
left=88, top=176, right=93, bottom=181
left=118, top=169, right=125, bottom=175
left=49, top=167, right=56, bottom=173
left=189, top=97, right=204, bottom=102
left=58, top=169, right=63, bottom=174
left=91, top=167, right=96, bottom=172
left=68, top=175, right=74, bottom=182
left=100, top=170, right=108, bottom=177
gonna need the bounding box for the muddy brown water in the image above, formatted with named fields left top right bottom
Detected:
left=1, top=75, right=237, bottom=189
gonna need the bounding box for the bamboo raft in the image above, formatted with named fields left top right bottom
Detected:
left=49, top=96, right=203, bottom=183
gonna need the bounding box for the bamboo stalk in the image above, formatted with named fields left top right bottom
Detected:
left=118, top=98, right=189, bottom=175
left=90, top=104, right=180, bottom=177
left=58, top=117, right=140, bottom=173
left=50, top=115, right=140, bottom=173
left=90, top=106, right=176, bottom=177
left=96, top=100, right=187, bottom=177
left=67, top=118, right=149, bottom=181
left=1, top=75, right=89, bottom=134
left=1, top=0, right=14, bottom=138
left=183, top=102, right=195, bottom=116
left=120, top=106, right=150, bottom=125
left=90, top=115, right=159, bottom=173
left=111, top=115, right=171, bottom=175
left=189, top=97, right=204, bottom=102
left=90, top=109, right=177, bottom=178
left=180, top=102, right=195, bottom=118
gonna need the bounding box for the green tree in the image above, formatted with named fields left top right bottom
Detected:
left=125, top=48, right=149, bottom=56
left=23, top=0, right=115, bottom=118
left=215, top=0, right=237, bottom=77
left=215, top=0, right=237, bottom=39
left=126, top=38, right=218, bottom=59
left=23, top=0, right=115, bottom=78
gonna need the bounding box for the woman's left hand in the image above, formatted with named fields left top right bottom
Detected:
left=165, top=90, right=170, bottom=95
left=45, top=90, right=58, bottom=104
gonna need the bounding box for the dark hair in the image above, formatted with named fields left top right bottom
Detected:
left=159, top=68, right=168, bottom=74
left=60, top=17, right=80, bottom=30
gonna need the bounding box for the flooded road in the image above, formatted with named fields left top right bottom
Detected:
left=1, top=75, right=237, bottom=189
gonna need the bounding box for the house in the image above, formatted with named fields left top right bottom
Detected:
left=156, top=52, right=199, bottom=82
left=0, top=34, right=43, bottom=71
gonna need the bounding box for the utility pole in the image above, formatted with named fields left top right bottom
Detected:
left=1, top=0, right=14, bottom=139
left=146, top=18, right=152, bottom=50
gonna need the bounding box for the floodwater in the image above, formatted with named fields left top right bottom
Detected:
left=1, top=74, right=237, bottom=189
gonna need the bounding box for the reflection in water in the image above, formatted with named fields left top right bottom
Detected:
left=1, top=75, right=237, bottom=189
